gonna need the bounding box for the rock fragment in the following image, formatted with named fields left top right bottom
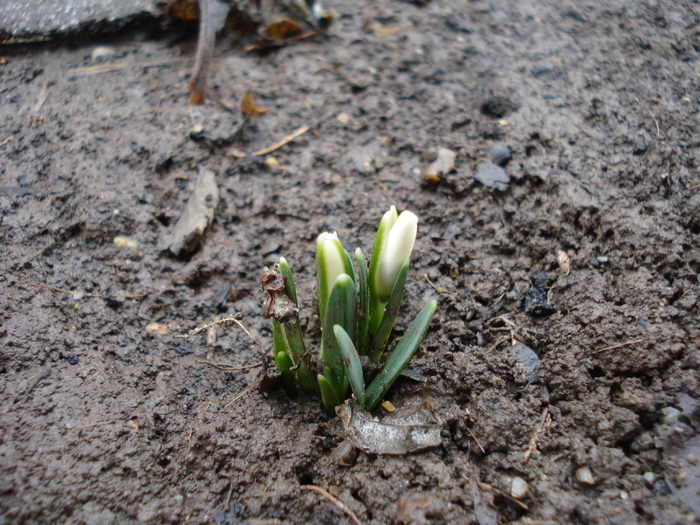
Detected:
left=162, top=168, right=219, bottom=257
left=475, top=161, right=510, bottom=191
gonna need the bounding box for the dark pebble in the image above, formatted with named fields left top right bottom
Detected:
left=489, top=143, right=511, bottom=166
left=512, top=342, right=539, bottom=383
left=475, top=161, right=510, bottom=191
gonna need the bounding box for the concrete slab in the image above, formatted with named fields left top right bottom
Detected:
left=0, top=0, right=163, bottom=42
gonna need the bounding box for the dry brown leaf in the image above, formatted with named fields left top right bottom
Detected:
left=167, top=0, right=199, bottom=21
left=263, top=18, right=302, bottom=40
left=241, top=91, right=268, bottom=117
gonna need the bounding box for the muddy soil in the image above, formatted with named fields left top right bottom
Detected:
left=1, top=0, right=699, bottom=523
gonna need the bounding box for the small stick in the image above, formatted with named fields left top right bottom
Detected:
left=422, top=273, right=457, bottom=297
left=466, top=478, right=529, bottom=511
left=301, top=485, right=364, bottom=525
left=181, top=315, right=262, bottom=349
left=189, top=0, right=217, bottom=104
left=66, top=419, right=116, bottom=430
left=32, top=82, right=49, bottom=113
left=635, top=97, right=661, bottom=137
left=465, top=425, right=486, bottom=454
left=15, top=280, right=145, bottom=299
left=523, top=407, right=552, bottom=461
left=198, top=360, right=262, bottom=371
left=222, top=384, right=254, bottom=409
left=591, top=338, right=645, bottom=355
left=252, top=126, right=309, bottom=156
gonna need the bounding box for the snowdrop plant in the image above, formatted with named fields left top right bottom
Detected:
left=261, top=207, right=436, bottom=415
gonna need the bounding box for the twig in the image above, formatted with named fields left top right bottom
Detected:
left=32, top=82, right=49, bottom=113
left=301, top=485, right=364, bottom=525
left=71, top=59, right=185, bottom=76
left=466, top=478, right=529, bottom=511
left=66, top=419, right=116, bottom=430
left=523, top=407, right=552, bottom=461
left=71, top=63, right=127, bottom=75
left=181, top=315, right=262, bottom=349
left=465, top=425, right=486, bottom=454
left=252, top=126, right=309, bottom=156
left=591, top=339, right=645, bottom=355
left=189, top=0, right=215, bottom=104
left=15, top=280, right=145, bottom=299
left=635, top=97, right=661, bottom=137
left=198, top=360, right=262, bottom=371
left=422, top=273, right=457, bottom=297
left=222, top=384, right=254, bottom=409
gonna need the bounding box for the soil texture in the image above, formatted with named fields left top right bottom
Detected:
left=1, top=0, right=699, bottom=523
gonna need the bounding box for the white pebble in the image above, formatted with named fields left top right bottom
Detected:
left=643, top=471, right=656, bottom=486
left=91, top=46, right=116, bottom=60
left=576, top=466, right=595, bottom=485
left=660, top=407, right=680, bottom=425
left=510, top=476, right=529, bottom=499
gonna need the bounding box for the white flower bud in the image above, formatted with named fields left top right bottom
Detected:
left=316, top=232, right=353, bottom=321
left=381, top=211, right=417, bottom=293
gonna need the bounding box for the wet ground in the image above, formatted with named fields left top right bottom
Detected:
left=1, top=0, right=699, bottom=523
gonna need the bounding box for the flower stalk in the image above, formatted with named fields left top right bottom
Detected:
left=262, top=207, right=435, bottom=415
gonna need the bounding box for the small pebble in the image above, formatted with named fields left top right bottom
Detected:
left=114, top=235, right=140, bottom=260
left=489, top=143, right=511, bottom=166
left=423, top=147, right=456, bottom=183
left=660, top=407, right=680, bottom=425
left=300, top=150, right=315, bottom=172
left=475, top=160, right=510, bottom=191
left=687, top=454, right=698, bottom=466
left=91, top=46, right=116, bottom=60
left=382, top=400, right=396, bottom=412
left=643, top=471, right=656, bottom=486
left=510, top=476, right=529, bottom=499
left=512, top=342, right=539, bottom=383
left=576, top=466, right=595, bottom=485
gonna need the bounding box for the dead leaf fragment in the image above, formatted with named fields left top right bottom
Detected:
left=146, top=323, right=169, bottom=335
left=167, top=0, right=199, bottom=20
left=336, top=400, right=443, bottom=455
left=262, top=18, right=302, bottom=40
left=163, top=168, right=219, bottom=257
left=396, top=493, right=432, bottom=524
left=260, top=265, right=299, bottom=323
left=241, top=90, right=268, bottom=117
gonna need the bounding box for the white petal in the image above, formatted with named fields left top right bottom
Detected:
left=382, top=211, right=417, bottom=290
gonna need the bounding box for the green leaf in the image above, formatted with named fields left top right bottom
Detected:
left=333, top=324, right=366, bottom=408
left=281, top=318, right=306, bottom=360
left=368, top=206, right=398, bottom=307
left=355, top=247, right=370, bottom=355
left=321, top=274, right=357, bottom=398
left=275, top=351, right=297, bottom=395
left=316, top=234, right=356, bottom=323
left=271, top=319, right=292, bottom=365
left=370, top=257, right=410, bottom=362
left=277, top=257, right=307, bottom=360
left=365, top=299, right=437, bottom=411
left=278, top=257, right=299, bottom=306
left=295, top=360, right=317, bottom=395
left=318, top=372, right=340, bottom=416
